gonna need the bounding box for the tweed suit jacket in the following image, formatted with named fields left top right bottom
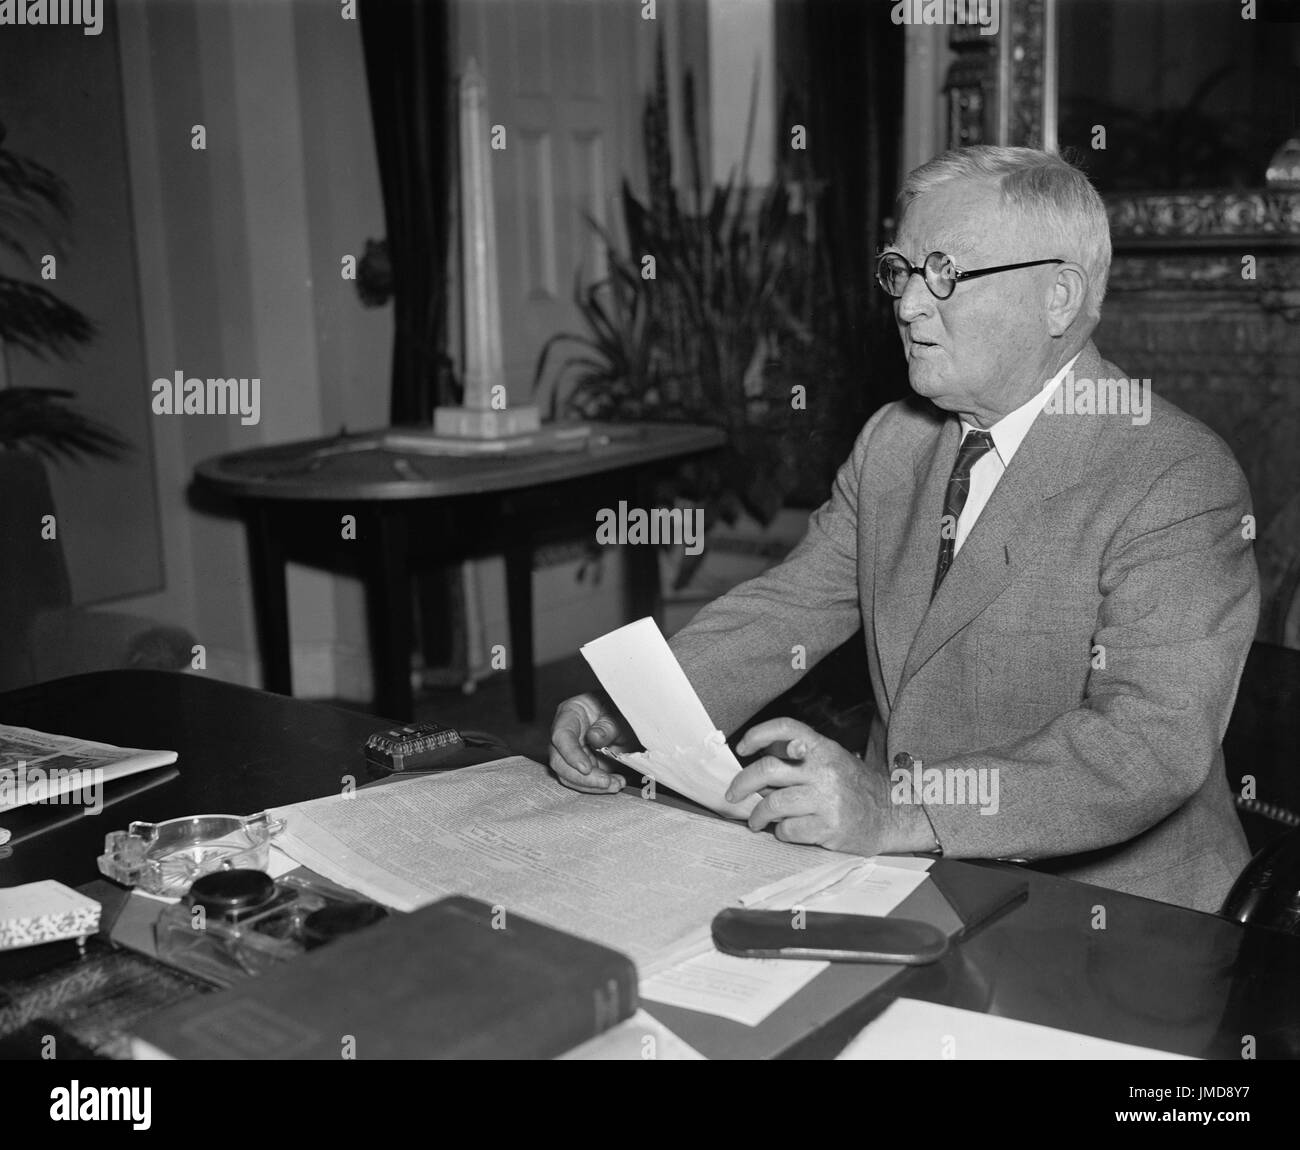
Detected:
left=669, top=341, right=1258, bottom=912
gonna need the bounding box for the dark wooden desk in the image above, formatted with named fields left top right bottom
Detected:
left=194, top=422, right=725, bottom=721
left=2, top=670, right=1298, bottom=1060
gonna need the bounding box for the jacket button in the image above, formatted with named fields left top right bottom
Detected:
left=893, top=752, right=913, bottom=770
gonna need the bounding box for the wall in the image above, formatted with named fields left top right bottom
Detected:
left=112, top=0, right=391, bottom=698
left=0, top=15, right=163, bottom=604
left=707, top=0, right=774, bottom=186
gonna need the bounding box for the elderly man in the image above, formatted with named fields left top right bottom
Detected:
left=550, top=146, right=1258, bottom=913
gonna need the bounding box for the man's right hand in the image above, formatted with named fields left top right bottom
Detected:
left=549, top=692, right=633, bottom=794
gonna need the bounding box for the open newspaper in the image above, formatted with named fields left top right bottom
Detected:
left=0, top=724, right=177, bottom=817
left=269, top=756, right=867, bottom=977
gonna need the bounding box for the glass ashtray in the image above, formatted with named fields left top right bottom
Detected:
left=97, top=812, right=285, bottom=897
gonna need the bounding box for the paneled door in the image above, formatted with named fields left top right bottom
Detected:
left=455, top=0, right=649, bottom=404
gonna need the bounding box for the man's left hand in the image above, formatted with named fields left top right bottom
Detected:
left=727, top=717, right=935, bottom=855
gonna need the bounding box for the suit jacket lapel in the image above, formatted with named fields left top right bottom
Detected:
left=874, top=415, right=958, bottom=713
left=894, top=342, right=1109, bottom=690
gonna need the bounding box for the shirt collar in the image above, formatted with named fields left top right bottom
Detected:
left=960, top=352, right=1082, bottom=467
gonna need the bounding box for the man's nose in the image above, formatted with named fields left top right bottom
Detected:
left=896, top=272, right=934, bottom=324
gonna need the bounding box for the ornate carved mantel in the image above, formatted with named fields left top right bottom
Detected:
left=1102, top=204, right=1300, bottom=649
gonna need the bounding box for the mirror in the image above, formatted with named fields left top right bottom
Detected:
left=1055, top=0, right=1300, bottom=193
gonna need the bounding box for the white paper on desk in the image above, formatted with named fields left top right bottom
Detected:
left=581, top=617, right=757, bottom=819
left=642, top=950, right=828, bottom=1027
left=805, top=859, right=931, bottom=916
left=687, top=856, right=931, bottom=952
left=641, top=858, right=936, bottom=1026
left=268, top=756, right=858, bottom=975
left=265, top=844, right=301, bottom=879
left=837, top=999, right=1196, bottom=1060
left=641, top=854, right=886, bottom=975
left=560, top=1009, right=707, bottom=1060
left=642, top=907, right=899, bottom=1028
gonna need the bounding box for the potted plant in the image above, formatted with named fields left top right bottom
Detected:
left=0, top=119, right=126, bottom=462
left=533, top=53, right=858, bottom=597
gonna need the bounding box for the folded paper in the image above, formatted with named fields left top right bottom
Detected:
left=581, top=618, right=758, bottom=819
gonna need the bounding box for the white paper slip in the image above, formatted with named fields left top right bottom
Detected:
left=639, top=859, right=932, bottom=1025
left=265, top=844, right=301, bottom=879
left=580, top=617, right=756, bottom=819
left=560, top=1009, right=707, bottom=1060
left=641, top=949, right=828, bottom=1027
left=837, top=998, right=1196, bottom=1060
left=804, top=860, right=931, bottom=917
left=619, top=857, right=879, bottom=978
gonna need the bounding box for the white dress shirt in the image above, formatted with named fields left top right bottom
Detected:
left=954, top=353, right=1081, bottom=555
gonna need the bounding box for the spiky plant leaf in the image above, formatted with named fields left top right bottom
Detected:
left=0, top=278, right=96, bottom=358
left=0, top=388, right=129, bottom=464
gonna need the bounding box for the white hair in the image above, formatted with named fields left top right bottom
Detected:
left=899, top=146, right=1111, bottom=322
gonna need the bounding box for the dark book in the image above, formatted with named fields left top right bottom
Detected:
left=131, top=895, right=637, bottom=1059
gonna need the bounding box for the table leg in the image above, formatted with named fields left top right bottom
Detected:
left=504, top=538, right=536, bottom=723
left=365, top=506, right=414, bottom=721
left=246, top=504, right=292, bottom=697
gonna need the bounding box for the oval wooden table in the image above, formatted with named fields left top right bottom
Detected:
left=194, top=422, right=726, bottom=722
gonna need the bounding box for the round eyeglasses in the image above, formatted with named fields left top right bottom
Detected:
left=876, top=251, right=1066, bottom=300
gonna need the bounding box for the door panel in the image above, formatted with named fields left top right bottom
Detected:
left=458, top=0, right=646, bottom=401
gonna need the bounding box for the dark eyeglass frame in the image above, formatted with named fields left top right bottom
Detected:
left=876, top=250, right=1066, bottom=300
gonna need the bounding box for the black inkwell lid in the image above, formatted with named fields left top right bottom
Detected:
left=187, top=869, right=277, bottom=921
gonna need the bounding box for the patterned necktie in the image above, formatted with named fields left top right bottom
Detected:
left=932, top=429, right=996, bottom=599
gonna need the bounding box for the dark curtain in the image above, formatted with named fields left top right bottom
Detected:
left=761, top=0, right=908, bottom=715
left=359, top=0, right=460, bottom=670
left=770, top=0, right=908, bottom=508
left=359, top=0, right=455, bottom=425
left=799, top=0, right=910, bottom=421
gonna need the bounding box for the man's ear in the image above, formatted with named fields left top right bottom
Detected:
left=1046, top=263, right=1088, bottom=336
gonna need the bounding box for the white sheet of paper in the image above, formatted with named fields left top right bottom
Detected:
left=804, top=860, right=931, bottom=917
left=837, top=998, right=1196, bottom=1060
left=641, top=949, right=828, bottom=1026
left=560, top=1008, right=707, bottom=1060
left=265, top=844, right=300, bottom=879
left=640, top=859, right=935, bottom=1026
left=581, top=617, right=757, bottom=819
